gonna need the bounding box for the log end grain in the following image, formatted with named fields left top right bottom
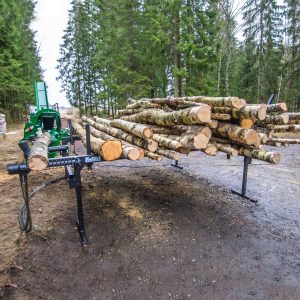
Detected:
left=100, top=140, right=123, bottom=161
left=193, top=133, right=210, bottom=149
left=189, top=106, right=211, bottom=123
left=28, top=155, right=48, bottom=171
left=240, top=119, right=254, bottom=129
left=143, top=128, right=153, bottom=139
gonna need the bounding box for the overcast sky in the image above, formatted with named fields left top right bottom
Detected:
left=31, top=0, right=72, bottom=107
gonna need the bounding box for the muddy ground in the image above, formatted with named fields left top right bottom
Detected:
left=0, top=130, right=299, bottom=299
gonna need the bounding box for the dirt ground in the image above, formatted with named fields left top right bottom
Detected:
left=0, top=129, right=299, bottom=299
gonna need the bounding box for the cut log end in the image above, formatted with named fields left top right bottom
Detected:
left=194, top=133, right=209, bottom=149
left=240, top=119, right=254, bottom=129
left=189, top=106, right=211, bottom=123
left=28, top=156, right=48, bottom=171
left=100, top=141, right=123, bottom=161
left=245, top=130, right=259, bottom=145
left=143, top=128, right=153, bottom=139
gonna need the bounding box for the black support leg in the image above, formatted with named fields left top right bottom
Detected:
left=74, top=163, right=88, bottom=246
left=171, top=160, right=183, bottom=169
left=231, top=156, right=257, bottom=203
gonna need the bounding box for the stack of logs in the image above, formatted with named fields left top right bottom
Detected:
left=70, top=96, right=300, bottom=165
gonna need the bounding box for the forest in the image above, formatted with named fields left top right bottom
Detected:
left=57, top=0, right=300, bottom=115
left=0, top=0, right=299, bottom=120
left=0, top=0, right=41, bottom=120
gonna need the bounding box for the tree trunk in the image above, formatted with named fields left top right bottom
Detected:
left=28, top=132, right=51, bottom=171
left=161, top=133, right=209, bottom=150
left=287, top=113, right=300, bottom=124
left=133, top=96, right=246, bottom=109
left=72, top=122, right=122, bottom=161
left=274, top=124, right=300, bottom=133
left=232, top=104, right=267, bottom=121
left=83, top=123, right=141, bottom=161
left=84, top=116, right=158, bottom=152
left=110, top=119, right=153, bottom=139
left=211, top=113, right=231, bottom=121
left=201, top=143, right=218, bottom=156
left=156, top=148, right=180, bottom=160
left=256, top=114, right=289, bottom=125
left=120, top=106, right=211, bottom=126
left=266, top=103, right=287, bottom=113
left=238, top=147, right=280, bottom=164
left=144, top=151, right=163, bottom=161
left=268, top=138, right=300, bottom=144
left=215, top=143, right=238, bottom=156
left=213, top=122, right=259, bottom=145
left=152, top=134, right=187, bottom=153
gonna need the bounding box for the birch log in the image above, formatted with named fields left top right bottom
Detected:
left=152, top=134, right=188, bottom=153
left=274, top=124, right=300, bottom=132
left=121, top=106, right=211, bottom=126
left=28, top=132, right=51, bottom=171
left=213, top=122, right=259, bottom=145
left=268, top=138, right=300, bottom=144
left=72, top=122, right=122, bottom=161
left=256, top=114, right=289, bottom=125
left=110, top=119, right=153, bottom=139
left=215, top=143, right=238, bottom=156
left=266, top=103, right=287, bottom=113
left=84, top=116, right=158, bottom=152
left=238, top=147, right=280, bottom=164
left=287, top=113, right=300, bottom=124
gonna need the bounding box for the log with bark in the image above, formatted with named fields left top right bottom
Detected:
left=287, top=112, right=300, bottom=124
left=232, top=104, right=267, bottom=121
left=268, top=137, right=300, bottom=144
left=237, top=147, right=281, bottom=164
left=256, top=114, right=289, bottom=125
left=266, top=103, right=287, bottom=113
left=28, top=132, right=51, bottom=171
left=84, top=116, right=158, bottom=152
left=72, top=122, right=122, bottom=161
left=152, top=134, right=188, bottom=153
left=201, top=143, right=218, bottom=156
left=160, top=133, right=209, bottom=150
left=156, top=148, right=180, bottom=160
left=144, top=151, right=163, bottom=161
left=80, top=120, right=142, bottom=161
left=274, top=124, right=300, bottom=133
left=213, top=122, right=259, bottom=146
left=121, top=106, right=211, bottom=126
left=129, top=96, right=246, bottom=109
left=215, top=143, right=238, bottom=156
left=110, top=119, right=153, bottom=139
left=211, top=113, right=231, bottom=121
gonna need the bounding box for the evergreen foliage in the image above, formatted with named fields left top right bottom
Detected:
left=0, top=0, right=41, bottom=120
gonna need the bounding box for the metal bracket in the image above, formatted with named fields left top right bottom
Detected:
left=171, top=160, right=183, bottom=169
left=231, top=156, right=257, bottom=203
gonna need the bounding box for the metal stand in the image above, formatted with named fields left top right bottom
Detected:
left=171, top=160, right=183, bottom=169
left=74, top=160, right=88, bottom=246
left=231, top=156, right=257, bottom=203
left=227, top=154, right=231, bottom=160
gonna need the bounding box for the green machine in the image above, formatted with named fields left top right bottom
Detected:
left=21, top=81, right=70, bottom=157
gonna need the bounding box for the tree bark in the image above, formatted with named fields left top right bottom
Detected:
left=156, top=148, right=180, bottom=160
left=266, top=103, right=287, bottom=113
left=152, top=134, right=187, bottom=153
left=120, top=106, right=211, bottom=126
left=215, top=143, right=238, bottom=156
left=211, top=113, right=231, bottom=121
left=268, top=138, right=300, bottom=144
left=28, top=132, right=51, bottom=171
left=132, top=96, right=246, bottom=109
left=144, top=151, right=163, bottom=161
left=83, top=116, right=158, bottom=152
left=287, top=113, right=300, bottom=124
left=110, top=119, right=153, bottom=139
left=256, top=114, right=289, bottom=125
left=274, top=124, right=300, bottom=133
left=237, top=147, right=280, bottom=164
left=232, top=104, right=267, bottom=121
left=72, top=122, right=122, bottom=161
left=201, top=143, right=218, bottom=156
left=213, top=122, right=259, bottom=145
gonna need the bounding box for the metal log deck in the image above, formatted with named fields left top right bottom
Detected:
left=7, top=123, right=259, bottom=247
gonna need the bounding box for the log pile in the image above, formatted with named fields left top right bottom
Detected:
left=67, top=96, right=300, bottom=164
